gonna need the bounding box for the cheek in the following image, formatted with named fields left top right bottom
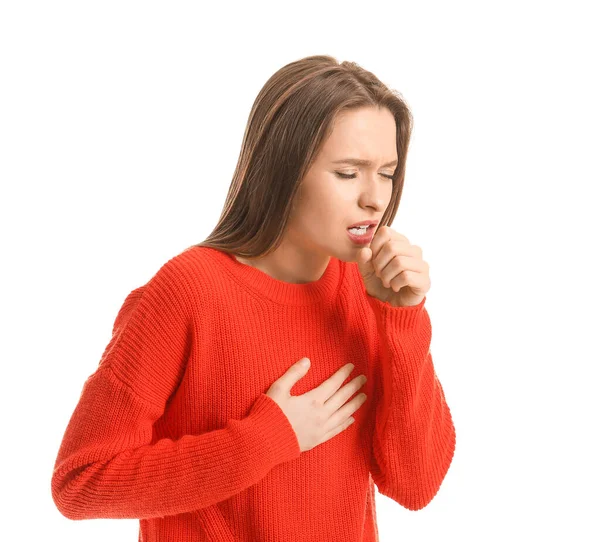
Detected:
left=293, top=179, right=350, bottom=237
left=292, top=202, right=335, bottom=241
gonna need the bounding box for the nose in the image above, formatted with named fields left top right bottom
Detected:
left=358, top=177, right=389, bottom=212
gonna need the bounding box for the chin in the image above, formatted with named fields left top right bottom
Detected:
left=331, top=245, right=362, bottom=264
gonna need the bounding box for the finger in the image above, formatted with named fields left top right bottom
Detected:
left=370, top=227, right=410, bottom=260
left=379, top=256, right=424, bottom=288
left=323, top=374, right=366, bottom=414
left=317, top=416, right=355, bottom=446
left=309, top=363, right=355, bottom=402
left=369, top=226, right=392, bottom=261
left=323, top=393, right=366, bottom=434
left=277, top=358, right=311, bottom=395
left=374, top=243, right=421, bottom=276
left=389, top=271, right=409, bottom=292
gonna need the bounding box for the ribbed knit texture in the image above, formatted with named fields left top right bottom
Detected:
left=51, top=246, right=456, bottom=541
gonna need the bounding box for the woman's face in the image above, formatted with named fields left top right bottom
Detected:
left=287, top=106, right=397, bottom=263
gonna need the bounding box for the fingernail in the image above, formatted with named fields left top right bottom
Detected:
left=301, top=358, right=310, bottom=367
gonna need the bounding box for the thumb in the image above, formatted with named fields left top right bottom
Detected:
left=278, top=358, right=311, bottom=392
left=356, top=247, right=375, bottom=277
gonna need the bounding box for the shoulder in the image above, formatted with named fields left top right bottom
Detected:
left=144, top=245, right=223, bottom=306
left=159, top=245, right=222, bottom=276
left=108, top=247, right=215, bottom=341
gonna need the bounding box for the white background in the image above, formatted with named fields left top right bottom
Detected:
left=2, top=1, right=599, bottom=540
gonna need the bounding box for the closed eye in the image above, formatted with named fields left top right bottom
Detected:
left=335, top=172, right=394, bottom=180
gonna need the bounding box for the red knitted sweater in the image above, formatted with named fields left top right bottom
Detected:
left=51, top=246, right=456, bottom=541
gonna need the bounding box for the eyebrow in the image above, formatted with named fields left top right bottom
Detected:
left=332, top=158, right=398, bottom=168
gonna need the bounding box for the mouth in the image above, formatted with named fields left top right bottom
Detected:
left=347, top=224, right=376, bottom=234
left=346, top=224, right=376, bottom=243
left=347, top=219, right=379, bottom=229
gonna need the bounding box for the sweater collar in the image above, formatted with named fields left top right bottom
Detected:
left=204, top=247, right=342, bottom=306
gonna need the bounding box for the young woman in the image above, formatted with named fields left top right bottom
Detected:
left=51, top=54, right=456, bottom=542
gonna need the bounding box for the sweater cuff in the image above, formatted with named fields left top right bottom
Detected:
left=366, top=293, right=427, bottom=331
left=247, top=393, right=302, bottom=465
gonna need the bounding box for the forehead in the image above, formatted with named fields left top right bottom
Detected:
left=320, top=107, right=397, bottom=162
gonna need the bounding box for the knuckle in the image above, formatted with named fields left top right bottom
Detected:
left=310, top=397, right=322, bottom=409
left=269, top=382, right=283, bottom=395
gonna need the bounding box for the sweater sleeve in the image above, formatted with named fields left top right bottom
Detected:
left=365, top=294, right=456, bottom=511
left=51, top=259, right=301, bottom=521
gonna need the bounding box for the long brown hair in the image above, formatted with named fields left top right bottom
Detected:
left=188, top=54, right=414, bottom=259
